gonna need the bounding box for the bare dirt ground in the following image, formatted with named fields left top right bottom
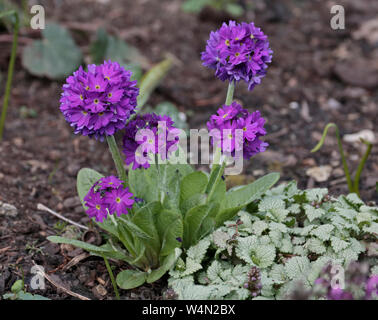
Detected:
left=0, top=0, right=377, bottom=299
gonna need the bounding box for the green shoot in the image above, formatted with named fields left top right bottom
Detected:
left=0, top=10, right=19, bottom=140
left=311, top=123, right=373, bottom=198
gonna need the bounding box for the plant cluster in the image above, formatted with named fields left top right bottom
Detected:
left=40, top=18, right=377, bottom=301
left=168, top=182, right=378, bottom=300
left=48, top=19, right=279, bottom=297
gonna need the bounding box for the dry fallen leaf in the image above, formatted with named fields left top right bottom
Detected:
left=343, top=129, right=376, bottom=144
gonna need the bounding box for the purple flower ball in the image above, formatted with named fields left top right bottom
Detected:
left=60, top=60, right=139, bottom=140
left=201, top=21, right=273, bottom=91
left=207, top=101, right=268, bottom=160
left=83, top=175, right=135, bottom=222
left=122, top=113, right=180, bottom=170
left=365, top=275, right=378, bottom=300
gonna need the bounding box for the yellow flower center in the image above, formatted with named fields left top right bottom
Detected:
left=105, top=76, right=110, bottom=80
left=250, top=34, right=255, bottom=39
left=95, top=85, right=100, bottom=90
left=225, top=39, right=230, bottom=46
left=99, top=112, right=104, bottom=116
left=228, top=134, right=233, bottom=139
left=94, top=99, right=99, bottom=104
left=223, top=114, right=228, bottom=118
left=82, top=111, right=88, bottom=115
left=243, top=127, right=247, bottom=131
left=96, top=204, right=101, bottom=210
left=85, top=86, right=90, bottom=90
left=80, top=94, right=84, bottom=100
left=235, top=52, right=240, bottom=57
left=116, top=197, right=121, bottom=203
left=108, top=93, right=113, bottom=98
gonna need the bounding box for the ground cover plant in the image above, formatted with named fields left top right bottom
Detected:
left=0, top=0, right=377, bottom=301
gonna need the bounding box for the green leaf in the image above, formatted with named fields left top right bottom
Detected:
left=90, top=28, right=108, bottom=65
left=305, top=238, right=326, bottom=254
left=118, top=217, right=152, bottom=240
left=116, top=269, right=147, bottom=289
left=155, top=209, right=183, bottom=257
left=180, top=171, right=208, bottom=204
left=129, top=163, right=193, bottom=207
left=0, top=1, right=23, bottom=30
left=225, top=3, right=244, bottom=17
left=11, top=280, right=23, bottom=294
left=76, top=168, right=104, bottom=208
left=183, top=203, right=219, bottom=248
left=252, top=221, right=269, bottom=236
left=131, top=202, right=161, bottom=254
left=17, top=292, right=50, bottom=300
left=225, top=173, right=280, bottom=209
left=251, top=245, right=276, bottom=268
left=160, top=163, right=194, bottom=210
left=205, top=163, right=226, bottom=203
left=48, top=236, right=108, bottom=254
left=137, top=59, right=172, bottom=109
left=128, top=165, right=159, bottom=203
left=310, top=224, right=334, bottom=241
left=216, top=173, right=280, bottom=227
left=22, top=23, right=82, bottom=79
left=132, top=202, right=161, bottom=238
left=90, top=28, right=145, bottom=82
left=180, top=193, right=207, bottom=215
left=146, top=248, right=181, bottom=283
left=258, top=197, right=285, bottom=211
left=304, top=204, right=326, bottom=222
left=187, top=238, right=211, bottom=263
left=330, top=237, right=350, bottom=253
left=182, top=0, right=211, bottom=13
left=285, top=256, right=311, bottom=280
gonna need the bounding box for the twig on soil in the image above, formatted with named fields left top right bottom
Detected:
left=37, top=203, right=89, bottom=231
left=31, top=261, right=91, bottom=300
left=0, top=246, right=11, bottom=254
left=0, top=34, right=32, bottom=45
left=62, top=252, right=90, bottom=271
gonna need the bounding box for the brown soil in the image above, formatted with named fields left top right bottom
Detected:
left=0, top=0, right=377, bottom=299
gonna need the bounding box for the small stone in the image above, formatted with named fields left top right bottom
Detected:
left=333, top=168, right=345, bottom=177
left=48, top=150, right=61, bottom=161
left=0, top=201, right=18, bottom=217
left=63, top=196, right=81, bottom=209
left=302, top=158, right=316, bottom=167
left=326, top=98, right=341, bottom=110
left=334, top=59, right=378, bottom=88
left=66, top=163, right=80, bottom=177
left=43, top=242, right=60, bottom=255
left=12, top=137, right=23, bottom=147
left=306, top=165, right=332, bottom=182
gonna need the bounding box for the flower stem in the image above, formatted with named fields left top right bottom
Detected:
left=225, top=81, right=235, bottom=105
left=353, top=139, right=372, bottom=198
left=211, top=82, right=235, bottom=172
left=311, top=123, right=353, bottom=193
left=106, top=135, right=127, bottom=183
left=102, top=255, right=120, bottom=300
left=0, top=11, right=19, bottom=141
